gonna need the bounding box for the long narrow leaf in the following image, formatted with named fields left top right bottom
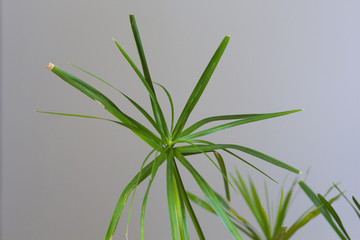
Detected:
left=214, top=152, right=231, bottom=202
left=179, top=113, right=263, bottom=137
left=69, top=63, right=165, bottom=139
left=36, top=111, right=161, bottom=149
left=318, top=194, right=350, bottom=239
left=174, top=165, right=205, bottom=240
left=177, top=144, right=300, bottom=174
left=154, top=82, right=175, bottom=134
left=47, top=64, right=162, bottom=148
left=298, top=181, right=348, bottom=240
left=173, top=164, right=190, bottom=240
left=125, top=149, right=156, bottom=237
left=105, top=153, right=166, bottom=240
left=129, top=15, right=169, bottom=137
left=166, top=149, right=179, bottom=240
left=181, top=109, right=302, bottom=139
left=173, top=36, right=230, bottom=138
left=353, top=197, right=360, bottom=212
left=140, top=151, right=165, bottom=240
left=174, top=150, right=243, bottom=240
left=178, top=139, right=277, bottom=183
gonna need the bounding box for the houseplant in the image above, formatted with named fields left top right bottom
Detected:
left=38, top=15, right=302, bottom=239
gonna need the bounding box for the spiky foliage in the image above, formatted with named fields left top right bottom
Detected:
left=39, top=15, right=302, bottom=240
left=300, top=182, right=359, bottom=240
left=189, top=171, right=341, bottom=240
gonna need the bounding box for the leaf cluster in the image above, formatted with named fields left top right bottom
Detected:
left=189, top=171, right=341, bottom=240
left=39, top=15, right=302, bottom=240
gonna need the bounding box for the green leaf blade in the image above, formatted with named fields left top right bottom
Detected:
left=173, top=36, right=230, bottom=138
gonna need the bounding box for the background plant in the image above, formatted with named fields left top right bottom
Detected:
left=300, top=182, right=359, bottom=240
left=39, top=15, right=302, bottom=240
left=189, top=169, right=341, bottom=240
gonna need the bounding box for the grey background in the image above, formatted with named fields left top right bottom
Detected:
left=1, top=0, right=360, bottom=239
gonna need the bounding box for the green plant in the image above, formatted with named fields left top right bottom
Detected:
left=189, top=170, right=341, bottom=240
left=300, top=182, right=359, bottom=240
left=38, top=15, right=302, bottom=240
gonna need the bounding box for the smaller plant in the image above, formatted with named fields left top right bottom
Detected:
left=189, top=169, right=341, bottom=240
left=300, top=182, right=359, bottom=240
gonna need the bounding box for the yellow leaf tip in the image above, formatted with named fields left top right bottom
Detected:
left=47, top=62, right=55, bottom=71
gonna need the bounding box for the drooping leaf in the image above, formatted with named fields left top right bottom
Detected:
left=105, top=153, right=166, bottom=240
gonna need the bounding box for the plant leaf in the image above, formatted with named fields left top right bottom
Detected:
left=318, top=194, right=350, bottom=239
left=129, top=15, right=169, bottom=137
left=140, top=151, right=164, bottom=240
left=36, top=111, right=161, bottom=149
left=172, top=36, right=230, bottom=138
left=177, top=144, right=300, bottom=174
left=166, top=148, right=179, bottom=240
left=179, top=113, right=263, bottom=137
left=174, top=150, right=243, bottom=240
left=214, top=152, right=231, bottom=202
left=69, top=63, right=165, bottom=139
left=174, top=166, right=205, bottom=240
left=298, top=181, right=348, bottom=240
left=105, top=153, right=166, bottom=240
left=125, top=149, right=156, bottom=237
left=154, top=82, right=175, bottom=134
left=181, top=109, right=302, bottom=139
left=48, top=64, right=162, bottom=148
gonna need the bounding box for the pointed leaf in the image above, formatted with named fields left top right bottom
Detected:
left=177, top=144, right=300, bottom=174
left=181, top=109, right=302, bottom=139
left=173, top=36, right=230, bottom=138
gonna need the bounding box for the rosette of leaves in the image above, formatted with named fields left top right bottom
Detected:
left=39, top=15, right=302, bottom=240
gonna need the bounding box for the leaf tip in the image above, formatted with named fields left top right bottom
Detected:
left=112, top=37, right=116, bottom=42
left=46, top=62, right=55, bottom=71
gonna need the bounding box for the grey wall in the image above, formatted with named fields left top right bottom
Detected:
left=2, top=1, right=360, bottom=239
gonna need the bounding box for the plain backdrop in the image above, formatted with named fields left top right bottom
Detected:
left=1, top=1, right=360, bottom=239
